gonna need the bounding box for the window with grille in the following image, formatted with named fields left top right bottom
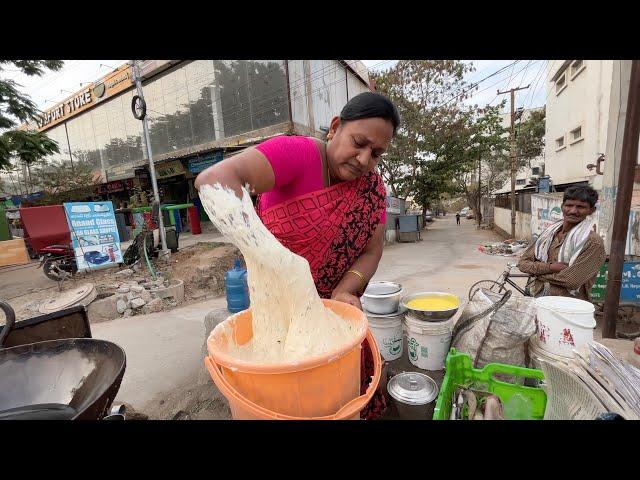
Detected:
left=570, top=60, right=585, bottom=79
left=556, top=73, right=567, bottom=94
left=570, top=126, right=583, bottom=144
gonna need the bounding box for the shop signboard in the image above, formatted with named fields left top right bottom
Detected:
left=63, top=201, right=123, bottom=272
left=187, top=151, right=224, bottom=173
left=34, top=64, right=134, bottom=132
left=386, top=196, right=403, bottom=214
left=156, top=160, right=185, bottom=179
left=591, top=261, right=640, bottom=303
left=95, top=179, right=135, bottom=195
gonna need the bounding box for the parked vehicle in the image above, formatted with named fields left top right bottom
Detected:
left=424, top=210, right=434, bottom=223
left=38, top=244, right=77, bottom=281
left=83, top=250, right=110, bottom=265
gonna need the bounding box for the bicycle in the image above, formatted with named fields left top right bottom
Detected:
left=468, top=263, right=533, bottom=300
left=469, top=263, right=640, bottom=339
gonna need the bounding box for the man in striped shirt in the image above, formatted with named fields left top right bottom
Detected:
left=517, top=186, right=606, bottom=301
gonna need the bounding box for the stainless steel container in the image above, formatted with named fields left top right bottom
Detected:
left=400, top=291, right=460, bottom=322
left=362, top=281, right=403, bottom=315
left=387, top=372, right=439, bottom=420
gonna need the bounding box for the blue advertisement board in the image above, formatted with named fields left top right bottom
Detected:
left=63, top=201, right=123, bottom=272
left=592, top=261, right=640, bottom=303
left=187, top=151, right=223, bottom=173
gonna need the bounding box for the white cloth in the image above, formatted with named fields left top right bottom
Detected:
left=532, top=217, right=595, bottom=297
left=534, top=218, right=594, bottom=266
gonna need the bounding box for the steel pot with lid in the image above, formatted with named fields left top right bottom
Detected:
left=362, top=281, right=403, bottom=315
left=387, top=372, right=439, bottom=420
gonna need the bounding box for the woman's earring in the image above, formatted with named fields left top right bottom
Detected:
left=327, top=133, right=333, bottom=141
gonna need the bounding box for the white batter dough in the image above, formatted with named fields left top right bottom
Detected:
left=199, top=183, right=362, bottom=363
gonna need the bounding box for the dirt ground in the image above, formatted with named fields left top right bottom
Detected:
left=2, top=241, right=240, bottom=323
left=155, top=242, right=240, bottom=302
left=142, top=374, right=232, bottom=420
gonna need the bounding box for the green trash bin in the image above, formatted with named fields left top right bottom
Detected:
left=165, top=227, right=179, bottom=253
left=0, top=206, right=11, bottom=241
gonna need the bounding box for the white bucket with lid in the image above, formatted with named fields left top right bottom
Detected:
left=367, top=315, right=403, bottom=361
left=404, top=315, right=453, bottom=371
left=534, top=296, right=596, bottom=358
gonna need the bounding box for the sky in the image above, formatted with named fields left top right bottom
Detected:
left=2, top=60, right=128, bottom=116
left=361, top=59, right=549, bottom=113
left=3, top=59, right=549, bottom=119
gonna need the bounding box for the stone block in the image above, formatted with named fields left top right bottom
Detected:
left=141, top=297, right=163, bottom=314
left=86, top=295, right=119, bottom=323
left=116, top=299, right=128, bottom=314
left=130, top=298, right=146, bottom=309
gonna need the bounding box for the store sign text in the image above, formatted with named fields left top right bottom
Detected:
left=37, top=89, right=92, bottom=128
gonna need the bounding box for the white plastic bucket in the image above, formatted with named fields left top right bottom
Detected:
left=534, top=296, right=596, bottom=358
left=528, top=338, right=571, bottom=370
left=368, top=315, right=403, bottom=361
left=404, top=315, right=453, bottom=371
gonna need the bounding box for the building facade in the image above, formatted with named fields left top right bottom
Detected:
left=544, top=60, right=614, bottom=190
left=11, top=60, right=371, bottom=209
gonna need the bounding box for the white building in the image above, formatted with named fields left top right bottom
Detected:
left=544, top=60, right=614, bottom=190
left=499, top=60, right=640, bottom=254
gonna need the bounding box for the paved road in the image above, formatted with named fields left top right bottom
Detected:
left=373, top=215, right=509, bottom=300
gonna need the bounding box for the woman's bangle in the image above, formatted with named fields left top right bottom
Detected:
left=346, top=269, right=367, bottom=294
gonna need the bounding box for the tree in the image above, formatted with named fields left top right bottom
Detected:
left=516, top=106, right=545, bottom=166
left=31, top=160, right=99, bottom=206
left=0, top=60, right=64, bottom=172
left=454, top=104, right=509, bottom=219
left=373, top=60, right=478, bottom=218
left=2, top=130, right=60, bottom=193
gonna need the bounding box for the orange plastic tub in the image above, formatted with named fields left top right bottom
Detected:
left=205, top=299, right=381, bottom=419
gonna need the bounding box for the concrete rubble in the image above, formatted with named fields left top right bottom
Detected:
left=86, top=275, right=185, bottom=322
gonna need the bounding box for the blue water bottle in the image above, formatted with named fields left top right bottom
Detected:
left=225, top=259, right=250, bottom=313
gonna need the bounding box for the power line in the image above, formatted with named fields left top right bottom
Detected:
left=440, top=61, right=536, bottom=110
left=523, top=61, right=547, bottom=110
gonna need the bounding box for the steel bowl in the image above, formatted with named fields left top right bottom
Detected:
left=362, top=281, right=403, bottom=315
left=401, top=292, right=461, bottom=322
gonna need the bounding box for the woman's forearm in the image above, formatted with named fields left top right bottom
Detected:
left=334, top=250, right=383, bottom=295
left=194, top=148, right=275, bottom=198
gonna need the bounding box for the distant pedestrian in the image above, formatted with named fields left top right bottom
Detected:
left=456, top=212, right=460, bottom=225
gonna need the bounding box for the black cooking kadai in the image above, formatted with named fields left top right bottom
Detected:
left=0, top=338, right=126, bottom=420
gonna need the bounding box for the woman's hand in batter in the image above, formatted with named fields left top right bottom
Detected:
left=331, top=290, right=363, bottom=311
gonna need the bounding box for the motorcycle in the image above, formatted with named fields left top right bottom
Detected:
left=38, top=244, right=78, bottom=281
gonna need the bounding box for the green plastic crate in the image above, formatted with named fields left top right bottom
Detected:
left=433, top=348, right=547, bottom=420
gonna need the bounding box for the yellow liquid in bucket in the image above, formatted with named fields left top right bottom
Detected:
left=407, top=297, right=458, bottom=311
